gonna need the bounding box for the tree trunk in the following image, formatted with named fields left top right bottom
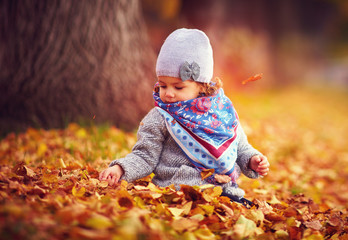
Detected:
left=0, top=0, right=155, bottom=136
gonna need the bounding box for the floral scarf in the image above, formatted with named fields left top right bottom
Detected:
left=153, top=86, right=240, bottom=179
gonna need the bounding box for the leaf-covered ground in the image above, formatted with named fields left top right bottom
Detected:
left=0, top=86, right=347, bottom=239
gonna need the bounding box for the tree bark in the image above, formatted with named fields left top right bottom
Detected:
left=0, top=0, right=155, bottom=136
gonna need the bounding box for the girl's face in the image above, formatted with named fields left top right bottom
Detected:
left=158, top=76, right=203, bottom=103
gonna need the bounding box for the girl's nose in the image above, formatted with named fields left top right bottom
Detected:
left=165, top=89, right=174, bottom=98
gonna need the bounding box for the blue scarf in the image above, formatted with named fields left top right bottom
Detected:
left=153, top=86, right=240, bottom=180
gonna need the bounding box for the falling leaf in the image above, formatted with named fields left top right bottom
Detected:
left=242, top=73, right=263, bottom=85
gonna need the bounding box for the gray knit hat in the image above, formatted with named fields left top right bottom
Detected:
left=156, top=28, right=214, bottom=83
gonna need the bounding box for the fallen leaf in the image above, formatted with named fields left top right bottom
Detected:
left=255, top=199, right=273, bottom=214
left=214, top=174, right=231, bottom=184
left=232, top=215, right=258, bottom=239
left=220, top=203, right=234, bottom=217
left=200, top=169, right=214, bottom=180
left=70, top=227, right=110, bottom=240
left=98, top=181, right=109, bottom=188
left=181, top=201, right=193, bottom=215
left=172, top=218, right=199, bottom=232
left=275, top=230, right=289, bottom=240
left=198, top=204, right=215, bottom=216
left=269, top=195, right=282, bottom=204
left=168, top=207, right=185, bottom=217
left=304, top=220, right=322, bottom=230
left=84, top=213, right=113, bottom=230
left=1, top=89, right=348, bottom=240
left=59, top=158, right=67, bottom=168
left=246, top=209, right=264, bottom=226
left=193, top=226, right=215, bottom=240
left=72, top=185, right=86, bottom=197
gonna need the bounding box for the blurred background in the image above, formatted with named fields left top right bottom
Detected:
left=141, top=0, right=348, bottom=89
left=0, top=0, right=347, bottom=135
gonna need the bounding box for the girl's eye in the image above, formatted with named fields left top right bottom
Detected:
left=175, top=87, right=183, bottom=90
left=159, top=85, right=166, bottom=89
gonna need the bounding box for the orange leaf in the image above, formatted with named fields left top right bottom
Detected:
left=242, top=73, right=263, bottom=85
left=70, top=227, right=110, bottom=240
left=214, top=174, right=231, bottom=184
left=116, top=189, right=135, bottom=209
left=172, top=218, right=199, bottom=232
left=200, top=169, right=214, bottom=181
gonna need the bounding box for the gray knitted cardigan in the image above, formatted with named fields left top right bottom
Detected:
left=110, top=108, right=261, bottom=198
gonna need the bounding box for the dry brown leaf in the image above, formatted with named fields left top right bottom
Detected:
left=304, top=220, right=322, bottom=230
left=1, top=92, right=348, bottom=240
left=214, top=174, right=231, bottom=184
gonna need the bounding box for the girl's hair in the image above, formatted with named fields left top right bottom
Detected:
left=199, top=77, right=223, bottom=96
left=154, top=77, right=223, bottom=97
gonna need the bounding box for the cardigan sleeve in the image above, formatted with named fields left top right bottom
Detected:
left=236, top=124, right=261, bottom=179
left=109, top=108, right=168, bottom=182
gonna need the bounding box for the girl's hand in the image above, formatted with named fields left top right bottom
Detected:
left=99, top=165, right=124, bottom=186
left=249, top=155, right=270, bottom=176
